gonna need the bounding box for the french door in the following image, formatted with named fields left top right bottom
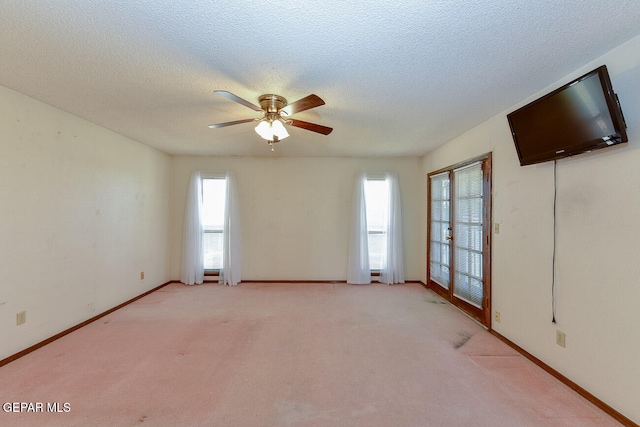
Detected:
left=428, top=153, right=492, bottom=327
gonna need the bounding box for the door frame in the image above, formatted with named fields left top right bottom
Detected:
left=427, top=152, right=492, bottom=328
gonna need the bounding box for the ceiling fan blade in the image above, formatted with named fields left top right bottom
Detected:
left=208, top=118, right=256, bottom=128
left=288, top=119, right=333, bottom=135
left=214, top=90, right=262, bottom=112
left=279, top=94, right=325, bottom=116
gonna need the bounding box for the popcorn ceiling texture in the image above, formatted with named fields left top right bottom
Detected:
left=1, top=1, right=639, bottom=157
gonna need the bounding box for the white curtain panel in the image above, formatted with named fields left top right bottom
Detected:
left=379, top=172, right=405, bottom=284
left=347, top=172, right=371, bottom=284
left=181, top=171, right=204, bottom=285
left=220, top=171, right=242, bottom=286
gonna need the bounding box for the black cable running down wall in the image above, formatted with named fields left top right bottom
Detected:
left=552, top=160, right=557, bottom=324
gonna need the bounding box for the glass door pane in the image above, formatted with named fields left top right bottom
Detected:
left=429, top=172, right=451, bottom=289
left=453, top=162, right=484, bottom=307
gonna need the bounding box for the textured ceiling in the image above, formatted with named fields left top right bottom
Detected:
left=2, top=1, right=640, bottom=157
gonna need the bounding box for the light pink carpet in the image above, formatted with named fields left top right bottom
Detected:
left=0, top=282, right=620, bottom=426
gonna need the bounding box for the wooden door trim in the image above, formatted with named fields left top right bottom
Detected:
left=482, top=153, right=493, bottom=327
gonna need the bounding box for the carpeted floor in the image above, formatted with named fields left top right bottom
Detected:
left=0, top=282, right=620, bottom=426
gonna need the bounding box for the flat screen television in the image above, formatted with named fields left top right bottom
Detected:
left=507, top=65, right=627, bottom=166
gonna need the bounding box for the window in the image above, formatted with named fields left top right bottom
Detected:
left=202, top=177, right=226, bottom=270
left=364, top=178, right=389, bottom=271
left=347, top=172, right=404, bottom=285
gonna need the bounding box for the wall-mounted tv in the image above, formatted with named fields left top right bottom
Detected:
left=507, top=65, right=627, bottom=166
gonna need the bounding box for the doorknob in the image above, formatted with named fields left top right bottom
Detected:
left=445, top=235, right=453, bottom=240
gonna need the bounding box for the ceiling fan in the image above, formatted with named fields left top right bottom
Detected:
left=209, top=91, right=333, bottom=151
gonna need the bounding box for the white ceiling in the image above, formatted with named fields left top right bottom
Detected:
left=2, top=1, right=640, bottom=157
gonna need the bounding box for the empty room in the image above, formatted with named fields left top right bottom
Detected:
left=1, top=1, right=639, bottom=426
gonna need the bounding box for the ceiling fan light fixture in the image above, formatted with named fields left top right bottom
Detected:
left=271, top=119, right=289, bottom=140
left=254, top=118, right=289, bottom=141
left=254, top=120, right=271, bottom=140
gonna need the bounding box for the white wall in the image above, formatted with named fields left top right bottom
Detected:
left=0, top=85, right=172, bottom=360
left=421, top=35, right=640, bottom=423
left=170, top=156, right=423, bottom=281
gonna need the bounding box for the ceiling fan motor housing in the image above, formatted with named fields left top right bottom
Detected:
left=258, top=94, right=287, bottom=113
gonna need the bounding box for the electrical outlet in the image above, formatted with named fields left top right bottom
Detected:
left=140, top=272, right=144, bottom=280
left=16, top=311, right=26, bottom=325
left=494, top=311, right=500, bottom=323
left=556, top=330, right=566, bottom=348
